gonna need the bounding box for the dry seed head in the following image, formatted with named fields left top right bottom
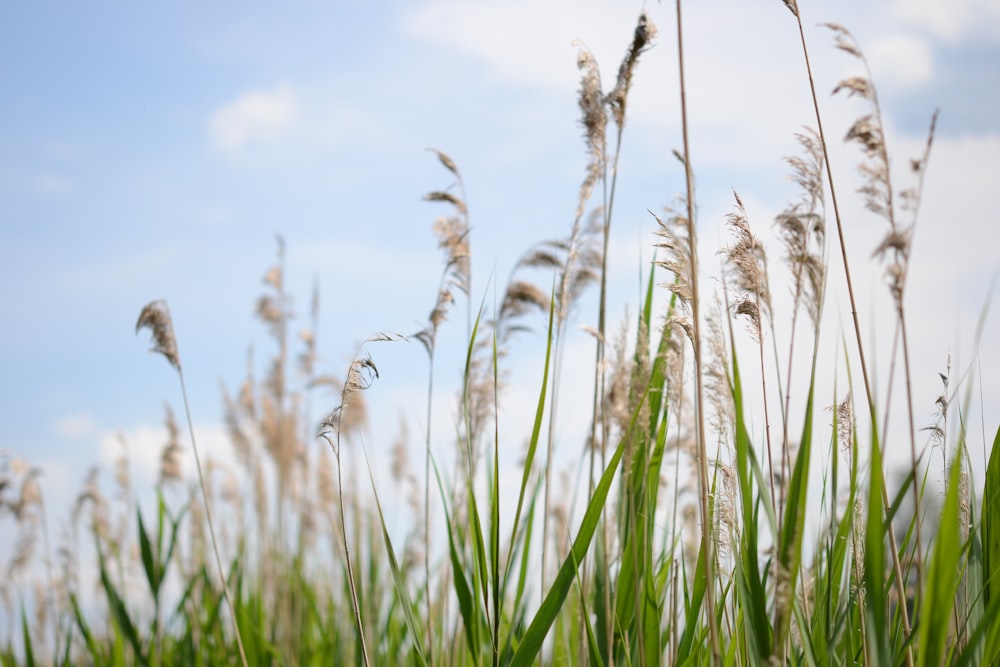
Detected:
left=704, top=308, right=734, bottom=445
left=714, top=460, right=738, bottom=562
left=664, top=318, right=687, bottom=409
left=574, top=45, right=606, bottom=221
left=428, top=148, right=459, bottom=176
left=114, top=433, right=130, bottom=499
left=605, top=13, right=657, bottom=130
left=872, top=226, right=912, bottom=261
left=777, top=129, right=827, bottom=327
left=823, top=23, right=864, bottom=59
left=835, top=394, right=854, bottom=456
left=959, top=462, right=970, bottom=540
left=222, top=385, right=253, bottom=470
left=264, top=265, right=282, bottom=290
left=653, top=207, right=695, bottom=311
left=845, top=115, right=884, bottom=155
left=159, top=404, right=184, bottom=486
left=424, top=190, right=468, bottom=215
left=7, top=530, right=37, bottom=579
left=832, top=76, right=875, bottom=101
left=499, top=280, right=549, bottom=324
left=390, top=416, right=410, bottom=484
left=723, top=192, right=771, bottom=336
left=780, top=0, right=798, bottom=17
left=136, top=300, right=180, bottom=370
left=604, top=314, right=636, bottom=437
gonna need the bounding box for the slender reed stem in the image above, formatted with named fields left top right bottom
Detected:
left=790, top=12, right=914, bottom=664
left=320, top=426, right=370, bottom=667
left=178, top=373, right=249, bottom=667
left=424, top=359, right=436, bottom=667
left=675, top=1, right=721, bottom=661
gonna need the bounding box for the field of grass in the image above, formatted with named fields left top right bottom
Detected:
left=2, top=3, right=999, bottom=666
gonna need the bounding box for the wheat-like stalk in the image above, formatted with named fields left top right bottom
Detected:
left=136, top=300, right=249, bottom=667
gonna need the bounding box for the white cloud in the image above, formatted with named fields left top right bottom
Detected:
left=400, top=0, right=632, bottom=91
left=98, top=421, right=236, bottom=489
left=208, top=84, right=297, bottom=151
left=53, top=411, right=99, bottom=439
left=891, top=0, right=1000, bottom=43
left=868, top=33, right=935, bottom=87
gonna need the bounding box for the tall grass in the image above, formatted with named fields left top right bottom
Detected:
left=2, top=5, right=998, bottom=666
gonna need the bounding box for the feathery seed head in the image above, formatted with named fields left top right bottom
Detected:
left=136, top=300, right=180, bottom=371
left=428, top=148, right=459, bottom=176
left=605, top=13, right=657, bottom=130
left=159, top=404, right=184, bottom=486
left=723, top=192, right=771, bottom=335
left=832, top=76, right=875, bottom=101
left=574, top=44, right=607, bottom=220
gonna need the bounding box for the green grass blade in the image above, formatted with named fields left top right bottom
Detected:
left=432, top=455, right=483, bottom=661
left=70, top=593, right=102, bottom=665
left=20, top=608, right=35, bottom=667
left=364, top=455, right=429, bottom=667
left=863, top=426, right=890, bottom=667
left=773, top=378, right=816, bottom=656
left=730, top=347, right=773, bottom=660
left=979, top=425, right=1000, bottom=663
left=509, top=434, right=626, bottom=667
left=505, top=287, right=555, bottom=600
left=917, top=444, right=966, bottom=666
left=137, top=507, right=160, bottom=599
left=97, top=546, right=146, bottom=665
left=982, top=425, right=1000, bottom=604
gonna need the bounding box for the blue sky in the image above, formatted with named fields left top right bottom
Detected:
left=2, top=0, right=1000, bottom=574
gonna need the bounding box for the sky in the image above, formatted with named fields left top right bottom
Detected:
left=2, top=0, right=1000, bottom=587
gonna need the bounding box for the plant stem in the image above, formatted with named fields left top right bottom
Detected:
left=675, top=1, right=721, bottom=661
left=791, top=12, right=914, bottom=665
left=178, top=371, right=249, bottom=667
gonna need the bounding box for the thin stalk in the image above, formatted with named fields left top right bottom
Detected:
left=790, top=12, right=914, bottom=664
left=585, top=105, right=625, bottom=664
left=781, top=267, right=805, bottom=527
left=675, top=1, right=721, bottom=661
left=178, top=372, right=249, bottom=667
left=324, top=428, right=370, bottom=667
left=424, top=357, right=436, bottom=667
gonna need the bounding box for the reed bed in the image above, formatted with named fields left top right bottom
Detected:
left=2, top=4, right=997, bottom=666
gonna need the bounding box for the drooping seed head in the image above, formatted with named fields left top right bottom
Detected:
left=136, top=300, right=181, bottom=371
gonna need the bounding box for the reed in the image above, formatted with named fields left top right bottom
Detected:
left=1, top=6, right=996, bottom=667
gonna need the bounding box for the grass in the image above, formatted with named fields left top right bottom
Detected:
left=2, top=3, right=998, bottom=666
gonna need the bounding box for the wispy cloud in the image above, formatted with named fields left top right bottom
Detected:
left=53, top=411, right=98, bottom=439
left=870, top=33, right=935, bottom=87
left=208, top=84, right=297, bottom=151
left=891, top=0, right=1000, bottom=43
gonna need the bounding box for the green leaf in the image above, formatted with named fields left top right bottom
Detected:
left=137, top=507, right=160, bottom=598
left=504, top=286, right=555, bottom=601
left=509, top=433, right=626, bottom=666
left=979, top=425, right=1000, bottom=663
left=98, top=545, right=146, bottom=665
left=773, top=377, right=816, bottom=656
left=21, top=608, right=35, bottom=667
left=917, top=445, right=966, bottom=666
left=365, top=457, right=429, bottom=667
left=863, top=426, right=890, bottom=667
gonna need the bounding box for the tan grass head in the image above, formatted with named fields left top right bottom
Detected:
left=136, top=300, right=180, bottom=371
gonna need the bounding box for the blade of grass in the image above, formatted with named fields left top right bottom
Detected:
left=916, top=443, right=965, bottom=666
left=772, top=375, right=816, bottom=658
left=364, top=454, right=429, bottom=667
left=509, top=430, right=626, bottom=667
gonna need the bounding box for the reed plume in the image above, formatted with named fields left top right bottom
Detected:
left=136, top=299, right=249, bottom=667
